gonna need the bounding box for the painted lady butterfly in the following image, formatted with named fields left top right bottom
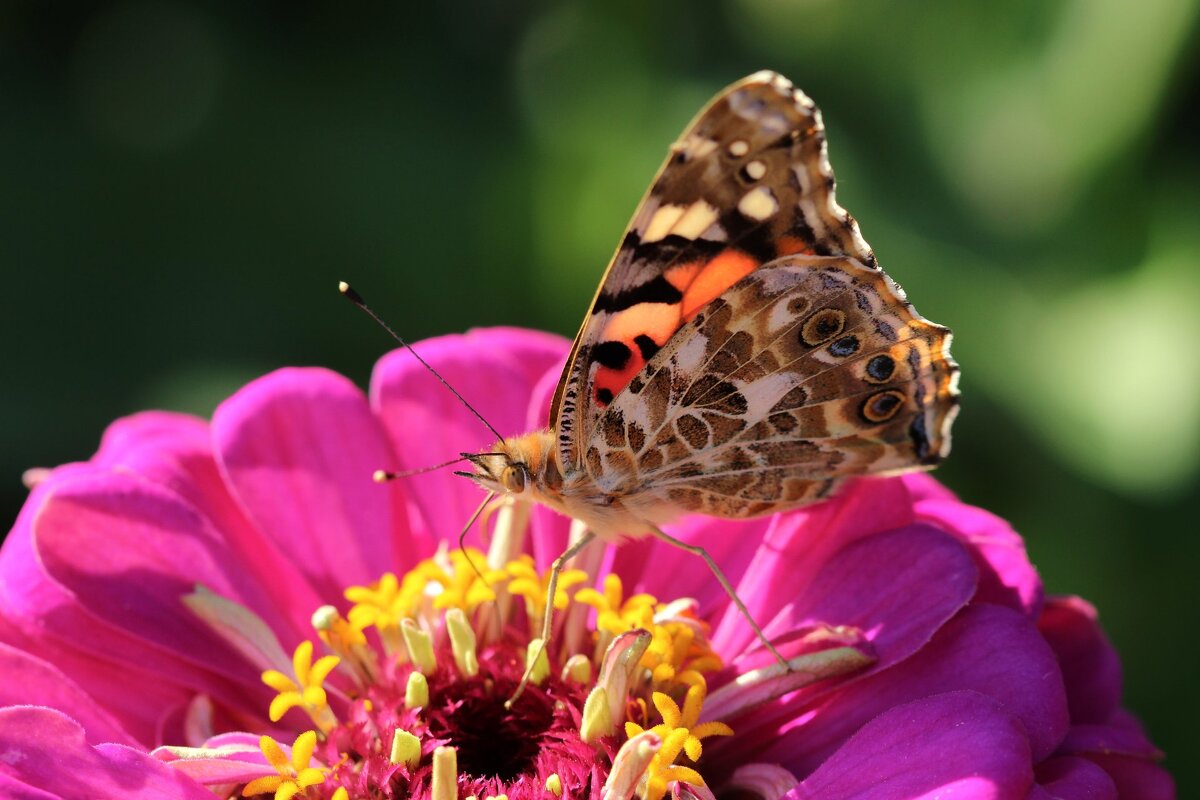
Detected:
left=459, top=71, right=959, bottom=685
left=464, top=71, right=959, bottom=538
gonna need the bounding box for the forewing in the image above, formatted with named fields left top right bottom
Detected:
left=552, top=72, right=873, bottom=471
left=581, top=255, right=959, bottom=520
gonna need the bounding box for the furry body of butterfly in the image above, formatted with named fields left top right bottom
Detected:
left=462, top=72, right=959, bottom=543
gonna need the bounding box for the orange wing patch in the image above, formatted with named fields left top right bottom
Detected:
left=592, top=248, right=764, bottom=406
left=679, top=249, right=759, bottom=321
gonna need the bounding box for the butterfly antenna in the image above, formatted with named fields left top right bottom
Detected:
left=339, top=281, right=504, bottom=442
left=373, top=456, right=470, bottom=483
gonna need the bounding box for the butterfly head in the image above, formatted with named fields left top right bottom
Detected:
left=454, top=431, right=560, bottom=500
left=457, top=450, right=529, bottom=496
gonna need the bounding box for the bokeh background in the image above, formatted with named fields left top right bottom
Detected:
left=3, top=0, right=1197, bottom=790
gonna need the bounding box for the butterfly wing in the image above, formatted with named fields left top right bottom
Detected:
left=551, top=71, right=874, bottom=472
left=582, top=255, right=959, bottom=520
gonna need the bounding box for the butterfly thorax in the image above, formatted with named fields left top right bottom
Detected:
left=462, top=431, right=662, bottom=542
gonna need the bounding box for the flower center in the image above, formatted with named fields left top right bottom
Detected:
left=181, top=503, right=774, bottom=800
left=421, top=646, right=582, bottom=783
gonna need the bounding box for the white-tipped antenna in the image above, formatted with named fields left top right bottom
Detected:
left=373, top=456, right=469, bottom=483
left=339, top=281, right=504, bottom=443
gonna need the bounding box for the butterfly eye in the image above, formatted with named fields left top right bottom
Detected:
left=500, top=465, right=528, bottom=494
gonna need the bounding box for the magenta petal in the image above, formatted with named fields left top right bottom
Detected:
left=708, top=526, right=977, bottom=759
left=900, top=472, right=959, bottom=504
left=1083, top=755, right=1175, bottom=800
left=28, top=473, right=276, bottom=726
left=88, top=411, right=321, bottom=644
left=1034, top=757, right=1117, bottom=800
left=92, top=411, right=211, bottom=468
left=746, top=604, right=1068, bottom=774
left=152, top=739, right=274, bottom=785
left=370, top=328, right=567, bottom=552
left=612, top=514, right=773, bottom=614
left=788, top=691, right=1035, bottom=800
left=1059, top=713, right=1163, bottom=760
left=711, top=525, right=975, bottom=692
left=914, top=494, right=1042, bottom=615
left=1036, top=596, right=1121, bottom=724
left=0, top=643, right=134, bottom=746
left=760, top=525, right=976, bottom=671
left=710, top=476, right=917, bottom=655
left=214, top=367, right=407, bottom=595
left=0, top=707, right=213, bottom=799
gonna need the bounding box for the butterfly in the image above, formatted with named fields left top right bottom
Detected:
left=455, top=71, right=959, bottom=689
left=463, top=71, right=958, bottom=536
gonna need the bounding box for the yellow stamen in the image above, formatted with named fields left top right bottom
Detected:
left=312, top=604, right=378, bottom=684
left=405, top=671, right=430, bottom=709
left=524, top=637, right=550, bottom=686
left=344, top=572, right=407, bottom=655
left=242, top=731, right=330, bottom=800
left=431, top=746, right=458, bottom=800
left=390, top=729, right=421, bottom=769
left=261, top=641, right=339, bottom=734
left=507, top=555, right=588, bottom=627
left=445, top=608, right=480, bottom=678
left=400, top=619, right=437, bottom=674
left=623, top=681, right=732, bottom=800
left=545, top=773, right=563, bottom=796
left=561, top=653, right=592, bottom=684
left=575, top=575, right=722, bottom=696
left=580, top=686, right=612, bottom=744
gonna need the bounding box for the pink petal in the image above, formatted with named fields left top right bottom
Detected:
left=1058, top=712, right=1162, bottom=760
left=788, top=691, right=1035, bottom=799
left=91, top=411, right=211, bottom=467
left=0, top=643, right=134, bottom=746
left=900, top=472, right=959, bottom=504
left=0, top=707, right=213, bottom=799
left=1082, top=755, right=1175, bottom=800
left=713, top=525, right=976, bottom=688
left=709, top=476, right=918, bottom=655
left=1034, top=757, right=1117, bottom=800
left=152, top=738, right=274, bottom=785
left=369, top=328, right=567, bottom=554
left=610, top=514, right=773, bottom=613
left=213, top=367, right=409, bottom=596
left=1, top=470, right=218, bottom=744
left=913, top=494, right=1042, bottom=616
left=759, top=525, right=976, bottom=671
left=26, top=473, right=276, bottom=731
left=733, top=604, right=1068, bottom=774
left=90, top=411, right=321, bottom=645
left=1036, top=596, right=1120, bottom=724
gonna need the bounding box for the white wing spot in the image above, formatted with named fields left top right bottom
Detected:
left=728, top=139, right=750, bottom=157
left=672, top=200, right=720, bottom=240
left=642, top=205, right=686, bottom=243
left=738, top=187, right=778, bottom=221
left=745, top=160, right=767, bottom=180
left=679, top=134, right=718, bottom=160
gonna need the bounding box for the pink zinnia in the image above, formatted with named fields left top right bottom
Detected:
left=0, top=328, right=1173, bottom=799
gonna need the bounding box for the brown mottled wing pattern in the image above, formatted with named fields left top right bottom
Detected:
left=551, top=72, right=874, bottom=473
left=581, top=256, right=959, bottom=520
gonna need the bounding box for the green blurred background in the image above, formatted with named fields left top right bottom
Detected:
left=2, top=0, right=1196, bottom=788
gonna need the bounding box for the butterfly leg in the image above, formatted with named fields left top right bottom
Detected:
left=648, top=524, right=789, bottom=669
left=505, top=528, right=598, bottom=708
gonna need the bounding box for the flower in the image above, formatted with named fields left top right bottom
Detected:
left=0, top=327, right=1174, bottom=799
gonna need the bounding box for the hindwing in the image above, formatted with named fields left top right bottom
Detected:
left=581, top=256, right=959, bottom=520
